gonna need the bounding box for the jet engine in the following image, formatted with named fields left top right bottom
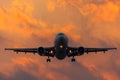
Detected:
left=38, top=47, right=45, bottom=56
left=78, top=47, right=85, bottom=55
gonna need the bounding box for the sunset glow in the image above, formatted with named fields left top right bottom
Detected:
left=0, top=0, right=120, bottom=80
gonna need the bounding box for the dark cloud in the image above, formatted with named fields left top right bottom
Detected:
left=9, top=68, right=38, bottom=80
left=0, top=67, right=38, bottom=80
left=49, top=62, right=104, bottom=80
left=0, top=57, right=105, bottom=80
left=0, top=73, right=7, bottom=80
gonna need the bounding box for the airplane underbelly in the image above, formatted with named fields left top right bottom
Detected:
left=55, top=49, right=66, bottom=60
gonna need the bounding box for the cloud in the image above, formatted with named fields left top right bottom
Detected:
left=0, top=0, right=120, bottom=80
left=8, top=68, right=37, bottom=80
left=12, top=0, right=34, bottom=15
left=0, top=57, right=104, bottom=80
left=92, top=1, right=119, bottom=22
left=102, top=72, right=119, bottom=80
left=47, top=0, right=56, bottom=12
left=67, top=0, right=120, bottom=22
left=46, top=0, right=68, bottom=12
left=0, top=73, right=6, bottom=80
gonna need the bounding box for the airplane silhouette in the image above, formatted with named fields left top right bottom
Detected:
left=5, top=33, right=117, bottom=62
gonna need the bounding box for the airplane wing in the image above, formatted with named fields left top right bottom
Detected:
left=5, top=47, right=55, bottom=57
left=67, top=47, right=117, bottom=57
left=5, top=48, right=37, bottom=53
left=84, top=48, right=117, bottom=53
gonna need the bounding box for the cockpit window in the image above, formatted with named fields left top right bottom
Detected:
left=58, top=33, right=64, bottom=35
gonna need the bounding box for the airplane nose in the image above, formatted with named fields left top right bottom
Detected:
left=59, top=37, right=65, bottom=42
left=60, top=37, right=63, bottom=41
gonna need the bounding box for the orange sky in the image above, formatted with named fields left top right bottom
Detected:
left=0, top=0, right=120, bottom=80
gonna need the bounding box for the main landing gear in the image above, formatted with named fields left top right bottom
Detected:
left=71, top=56, right=76, bottom=62
left=46, top=56, right=51, bottom=62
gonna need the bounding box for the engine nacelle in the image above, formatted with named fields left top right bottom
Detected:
left=38, top=47, right=45, bottom=56
left=78, top=47, right=85, bottom=55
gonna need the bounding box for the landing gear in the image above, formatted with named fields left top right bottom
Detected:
left=46, top=56, right=51, bottom=62
left=71, top=56, right=76, bottom=62
left=46, top=58, right=51, bottom=62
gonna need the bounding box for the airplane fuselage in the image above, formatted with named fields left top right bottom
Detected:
left=54, top=33, right=68, bottom=60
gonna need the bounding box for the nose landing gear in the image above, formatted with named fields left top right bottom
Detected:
left=71, top=56, right=76, bottom=62
left=47, top=58, right=51, bottom=62
left=46, top=56, right=51, bottom=62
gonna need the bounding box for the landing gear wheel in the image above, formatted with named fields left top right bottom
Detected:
left=47, top=58, right=51, bottom=62
left=71, top=58, right=76, bottom=62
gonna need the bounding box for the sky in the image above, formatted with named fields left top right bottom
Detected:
left=0, top=0, right=120, bottom=80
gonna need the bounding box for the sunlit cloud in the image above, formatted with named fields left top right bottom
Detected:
left=67, top=0, right=120, bottom=22
left=12, top=0, right=34, bottom=15
left=0, top=0, right=120, bottom=80
left=47, top=0, right=56, bottom=12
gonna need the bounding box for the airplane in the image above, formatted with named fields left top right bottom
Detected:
left=5, top=33, right=117, bottom=62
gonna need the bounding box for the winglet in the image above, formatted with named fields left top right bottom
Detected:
left=4, top=48, right=7, bottom=50
left=112, top=48, right=117, bottom=50
left=4, top=48, right=13, bottom=50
